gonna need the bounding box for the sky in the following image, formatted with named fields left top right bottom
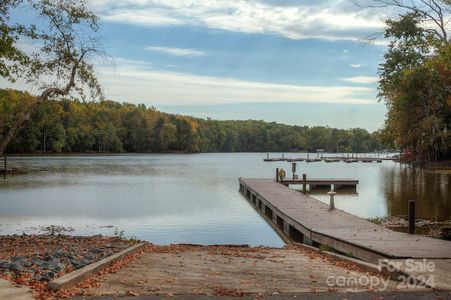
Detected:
left=4, top=0, right=401, bottom=131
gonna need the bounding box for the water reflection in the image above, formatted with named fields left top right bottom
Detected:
left=383, top=165, right=451, bottom=221
left=0, top=154, right=449, bottom=245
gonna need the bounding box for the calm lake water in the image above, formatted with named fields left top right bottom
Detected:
left=0, top=153, right=449, bottom=246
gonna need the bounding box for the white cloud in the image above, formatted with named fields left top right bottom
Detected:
left=340, top=76, right=378, bottom=84
left=92, top=58, right=377, bottom=106
left=91, top=0, right=387, bottom=42
left=0, top=55, right=378, bottom=106
left=145, top=46, right=205, bottom=57
left=350, top=63, right=362, bottom=68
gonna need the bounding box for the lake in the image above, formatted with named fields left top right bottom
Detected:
left=0, top=153, right=449, bottom=246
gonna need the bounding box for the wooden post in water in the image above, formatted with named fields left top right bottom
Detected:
left=3, top=156, right=6, bottom=179
left=276, top=168, right=279, bottom=182
left=292, top=162, right=296, bottom=181
left=302, top=173, right=307, bottom=194
left=408, top=200, right=416, bottom=234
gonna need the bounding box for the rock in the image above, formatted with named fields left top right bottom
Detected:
left=56, top=262, right=66, bottom=270
left=54, top=250, right=63, bottom=258
left=70, top=259, right=84, bottom=269
left=91, top=248, right=103, bottom=254
left=43, top=261, right=63, bottom=272
left=9, top=262, right=24, bottom=273
left=11, top=256, right=25, bottom=262
left=39, top=271, right=55, bottom=282
left=0, top=259, right=10, bottom=268
left=31, top=258, right=44, bottom=266
left=441, top=226, right=451, bottom=240
left=84, top=253, right=95, bottom=260
left=44, top=254, right=55, bottom=261
left=22, top=260, right=32, bottom=268
left=33, top=274, right=43, bottom=281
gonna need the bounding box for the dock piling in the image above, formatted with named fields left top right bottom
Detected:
left=408, top=200, right=416, bottom=234
left=2, top=156, right=5, bottom=179
left=328, top=187, right=336, bottom=211
left=276, top=168, right=279, bottom=182
left=302, top=174, right=307, bottom=194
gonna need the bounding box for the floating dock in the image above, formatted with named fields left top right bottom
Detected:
left=239, top=178, right=451, bottom=263
left=280, top=178, right=358, bottom=190
left=264, top=154, right=394, bottom=163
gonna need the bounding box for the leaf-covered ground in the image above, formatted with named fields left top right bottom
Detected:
left=0, top=237, right=416, bottom=299
left=0, top=234, right=135, bottom=299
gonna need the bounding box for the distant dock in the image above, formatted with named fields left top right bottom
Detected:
left=264, top=153, right=395, bottom=163
left=239, top=178, right=451, bottom=263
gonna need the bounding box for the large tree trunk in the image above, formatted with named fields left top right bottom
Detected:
left=0, top=62, right=77, bottom=156
left=0, top=100, right=39, bottom=156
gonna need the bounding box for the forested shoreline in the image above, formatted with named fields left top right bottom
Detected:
left=0, top=89, right=388, bottom=154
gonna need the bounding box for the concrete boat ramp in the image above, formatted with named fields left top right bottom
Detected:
left=239, top=178, right=451, bottom=264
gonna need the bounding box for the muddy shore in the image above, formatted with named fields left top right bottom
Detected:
left=368, top=216, right=451, bottom=240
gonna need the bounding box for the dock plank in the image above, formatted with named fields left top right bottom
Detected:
left=281, top=178, right=358, bottom=186
left=240, top=178, right=451, bottom=261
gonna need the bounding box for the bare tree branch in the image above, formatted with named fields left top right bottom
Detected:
left=353, top=0, right=450, bottom=41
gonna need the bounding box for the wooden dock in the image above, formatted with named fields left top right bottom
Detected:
left=281, top=178, right=358, bottom=189
left=264, top=154, right=395, bottom=163
left=239, top=178, right=451, bottom=263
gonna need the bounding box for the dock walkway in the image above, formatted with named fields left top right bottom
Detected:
left=281, top=178, right=358, bottom=188
left=239, top=178, right=451, bottom=263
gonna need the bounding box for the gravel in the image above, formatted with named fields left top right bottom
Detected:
left=0, top=234, right=135, bottom=283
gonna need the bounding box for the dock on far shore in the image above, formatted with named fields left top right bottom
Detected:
left=264, top=153, right=396, bottom=163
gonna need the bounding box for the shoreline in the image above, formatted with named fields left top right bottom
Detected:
left=368, top=217, right=451, bottom=241
left=2, top=151, right=398, bottom=156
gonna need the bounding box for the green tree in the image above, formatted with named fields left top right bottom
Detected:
left=0, top=0, right=104, bottom=155
left=0, top=88, right=390, bottom=154
left=160, top=123, right=177, bottom=152
left=0, top=0, right=28, bottom=81
left=377, top=4, right=450, bottom=161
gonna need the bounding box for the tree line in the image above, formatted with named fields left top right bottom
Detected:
left=0, top=89, right=388, bottom=154
left=372, top=0, right=451, bottom=162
